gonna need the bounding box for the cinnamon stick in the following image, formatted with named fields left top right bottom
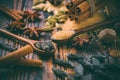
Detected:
left=67, top=10, right=75, bottom=20
left=0, top=5, right=22, bottom=20
left=71, top=0, right=84, bottom=6
left=75, top=1, right=90, bottom=15
left=74, top=11, right=90, bottom=22
left=74, top=0, right=105, bottom=22
left=66, top=2, right=74, bottom=9
left=66, top=0, right=84, bottom=9
left=11, top=10, right=24, bottom=15
left=67, top=0, right=106, bottom=22
left=15, top=59, right=42, bottom=68
left=0, top=45, right=33, bottom=64
left=71, top=9, right=75, bottom=15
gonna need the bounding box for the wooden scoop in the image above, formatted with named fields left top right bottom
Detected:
left=0, top=29, right=56, bottom=54
left=0, top=29, right=56, bottom=64
left=52, top=17, right=120, bottom=44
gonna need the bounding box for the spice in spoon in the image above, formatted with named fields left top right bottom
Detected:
left=34, top=40, right=55, bottom=52
left=52, top=30, right=75, bottom=40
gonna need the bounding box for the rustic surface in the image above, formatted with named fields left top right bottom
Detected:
left=0, top=0, right=68, bottom=80
left=0, top=0, right=43, bottom=80
left=0, top=0, right=120, bottom=80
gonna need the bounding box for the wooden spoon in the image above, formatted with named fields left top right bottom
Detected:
left=52, top=16, right=120, bottom=44
left=0, top=29, right=56, bottom=54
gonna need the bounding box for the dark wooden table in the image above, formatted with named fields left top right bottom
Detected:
left=0, top=0, right=120, bottom=80
left=0, top=0, right=47, bottom=80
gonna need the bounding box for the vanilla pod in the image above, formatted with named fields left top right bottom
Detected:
left=53, top=59, right=74, bottom=68
left=52, top=68, right=68, bottom=78
left=67, top=54, right=84, bottom=62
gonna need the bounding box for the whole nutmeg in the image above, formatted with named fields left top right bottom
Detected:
left=98, top=29, right=117, bottom=45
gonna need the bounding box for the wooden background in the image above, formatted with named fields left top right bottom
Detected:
left=0, top=0, right=46, bottom=80
left=0, top=0, right=77, bottom=80
left=0, top=0, right=120, bottom=80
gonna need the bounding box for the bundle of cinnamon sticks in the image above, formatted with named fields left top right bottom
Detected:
left=66, top=0, right=106, bottom=22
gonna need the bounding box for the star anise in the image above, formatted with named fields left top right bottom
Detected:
left=72, top=34, right=89, bottom=47
left=7, top=21, right=26, bottom=32
left=23, top=11, right=41, bottom=22
left=23, top=27, right=42, bottom=39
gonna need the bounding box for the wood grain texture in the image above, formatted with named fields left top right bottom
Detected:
left=0, top=0, right=43, bottom=80
left=0, top=0, right=120, bottom=80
